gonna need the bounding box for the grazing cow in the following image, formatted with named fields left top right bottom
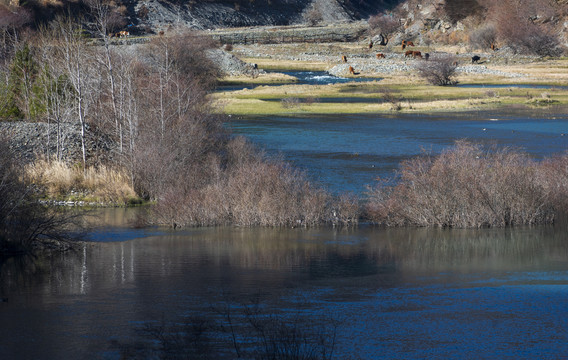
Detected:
left=472, top=55, right=481, bottom=64
left=406, top=41, right=415, bottom=47
left=348, top=66, right=355, bottom=75
left=405, top=50, right=414, bottom=57
left=376, top=53, right=386, bottom=59
left=342, top=55, right=347, bottom=62
left=117, top=30, right=129, bottom=38
left=490, top=42, right=498, bottom=51
left=424, top=52, right=430, bottom=61
left=159, top=30, right=165, bottom=36
left=412, top=51, right=422, bottom=59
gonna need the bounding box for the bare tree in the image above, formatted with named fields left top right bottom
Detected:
left=49, top=16, right=96, bottom=171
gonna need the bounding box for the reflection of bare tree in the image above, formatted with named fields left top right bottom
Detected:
left=113, top=292, right=340, bottom=360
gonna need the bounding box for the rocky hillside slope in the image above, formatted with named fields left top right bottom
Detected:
left=123, top=0, right=393, bottom=31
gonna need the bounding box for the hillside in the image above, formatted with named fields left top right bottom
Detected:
left=4, top=0, right=567, bottom=53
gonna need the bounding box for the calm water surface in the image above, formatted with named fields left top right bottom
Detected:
left=228, top=108, right=568, bottom=193
left=1, top=209, right=567, bottom=359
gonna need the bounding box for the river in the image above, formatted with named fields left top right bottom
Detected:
left=1, top=208, right=567, bottom=359
left=1, top=74, right=568, bottom=359
left=228, top=108, right=568, bottom=194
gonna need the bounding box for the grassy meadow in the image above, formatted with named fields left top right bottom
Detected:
left=214, top=42, right=568, bottom=116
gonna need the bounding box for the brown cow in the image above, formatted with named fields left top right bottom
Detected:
left=117, top=30, right=129, bottom=38
left=348, top=66, right=355, bottom=75
left=342, top=55, right=347, bottom=62
left=412, top=51, right=422, bottom=59
left=402, top=40, right=415, bottom=50
left=376, top=53, right=386, bottom=59
left=368, top=41, right=373, bottom=49
left=404, top=50, right=414, bottom=57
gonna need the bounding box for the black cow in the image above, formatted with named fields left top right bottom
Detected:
left=472, top=55, right=481, bottom=64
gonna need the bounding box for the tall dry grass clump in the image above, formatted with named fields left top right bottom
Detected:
left=25, top=158, right=137, bottom=204
left=366, top=141, right=564, bottom=228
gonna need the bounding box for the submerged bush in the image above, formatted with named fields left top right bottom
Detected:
left=366, top=141, right=566, bottom=228
left=152, top=136, right=359, bottom=228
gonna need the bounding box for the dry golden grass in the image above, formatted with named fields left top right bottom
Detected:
left=25, top=158, right=138, bottom=204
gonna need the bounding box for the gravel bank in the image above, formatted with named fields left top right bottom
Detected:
left=0, top=122, right=116, bottom=165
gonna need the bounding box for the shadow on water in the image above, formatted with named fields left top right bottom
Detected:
left=1, top=208, right=568, bottom=359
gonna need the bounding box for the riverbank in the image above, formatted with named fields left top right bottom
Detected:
left=213, top=41, right=568, bottom=115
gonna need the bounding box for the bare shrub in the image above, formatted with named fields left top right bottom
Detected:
left=281, top=97, right=301, bottom=108
left=379, top=88, right=402, bottom=110
left=469, top=24, right=497, bottom=50
left=539, top=153, right=568, bottom=212
left=1, top=138, right=83, bottom=254
left=365, top=141, right=559, bottom=228
left=368, top=13, right=401, bottom=36
left=415, top=54, right=458, bottom=86
left=485, top=0, right=565, bottom=56
left=304, top=4, right=323, bottom=26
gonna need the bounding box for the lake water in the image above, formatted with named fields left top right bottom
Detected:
left=228, top=108, right=568, bottom=194
left=1, top=208, right=567, bottom=359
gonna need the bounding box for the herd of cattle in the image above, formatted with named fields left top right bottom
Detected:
left=343, top=39, right=484, bottom=75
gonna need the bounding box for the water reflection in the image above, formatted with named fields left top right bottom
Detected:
left=1, top=209, right=567, bottom=359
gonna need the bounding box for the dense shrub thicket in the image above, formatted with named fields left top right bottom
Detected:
left=366, top=141, right=568, bottom=228
left=0, top=10, right=359, bottom=228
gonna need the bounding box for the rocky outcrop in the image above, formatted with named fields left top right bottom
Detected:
left=124, top=0, right=387, bottom=32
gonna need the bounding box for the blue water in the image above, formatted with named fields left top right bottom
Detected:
left=2, top=216, right=567, bottom=359
left=217, top=70, right=382, bottom=91
left=228, top=110, right=568, bottom=194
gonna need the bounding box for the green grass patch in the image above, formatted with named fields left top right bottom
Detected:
left=214, top=80, right=568, bottom=115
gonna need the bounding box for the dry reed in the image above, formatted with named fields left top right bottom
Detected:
left=25, top=158, right=137, bottom=204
